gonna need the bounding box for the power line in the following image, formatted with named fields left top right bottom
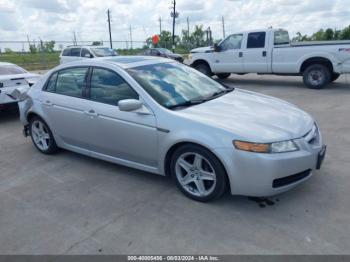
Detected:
left=107, top=9, right=113, bottom=49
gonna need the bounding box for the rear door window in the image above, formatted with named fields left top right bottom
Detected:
left=54, top=67, right=88, bottom=98
left=247, top=32, right=266, bottom=48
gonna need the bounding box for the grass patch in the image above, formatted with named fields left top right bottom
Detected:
left=0, top=52, right=60, bottom=71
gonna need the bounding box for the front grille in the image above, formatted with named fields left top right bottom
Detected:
left=273, top=169, right=311, bottom=188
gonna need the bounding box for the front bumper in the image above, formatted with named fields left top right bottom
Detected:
left=214, top=127, right=326, bottom=197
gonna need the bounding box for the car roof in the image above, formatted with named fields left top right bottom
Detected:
left=0, top=62, right=15, bottom=66
left=63, top=46, right=110, bottom=49
left=57, top=56, right=174, bottom=70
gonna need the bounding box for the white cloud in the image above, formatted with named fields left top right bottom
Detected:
left=0, top=0, right=349, bottom=50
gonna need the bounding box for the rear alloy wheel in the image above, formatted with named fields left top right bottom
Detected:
left=194, top=62, right=212, bottom=76
left=30, top=117, right=58, bottom=154
left=303, top=64, right=331, bottom=89
left=216, top=73, right=231, bottom=79
left=171, top=144, right=227, bottom=202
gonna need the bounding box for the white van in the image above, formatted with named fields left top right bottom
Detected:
left=59, top=46, right=119, bottom=64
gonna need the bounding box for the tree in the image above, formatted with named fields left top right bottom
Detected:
left=191, top=25, right=206, bottom=47
left=159, top=30, right=172, bottom=49
left=43, top=41, right=55, bottom=53
left=324, top=28, right=334, bottom=40
left=29, top=44, right=37, bottom=54
left=340, top=25, right=350, bottom=40
left=4, top=48, right=13, bottom=54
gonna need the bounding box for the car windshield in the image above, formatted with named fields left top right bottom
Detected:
left=0, top=65, right=27, bottom=75
left=127, top=62, right=230, bottom=109
left=91, top=48, right=118, bottom=57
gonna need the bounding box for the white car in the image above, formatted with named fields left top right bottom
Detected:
left=60, top=45, right=118, bottom=64
left=188, top=28, right=350, bottom=89
left=0, top=62, right=40, bottom=106
left=16, top=56, right=326, bottom=202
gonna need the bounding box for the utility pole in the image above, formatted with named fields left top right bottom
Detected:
left=222, top=16, right=226, bottom=38
left=159, top=17, right=162, bottom=35
left=107, top=9, right=113, bottom=49
left=73, top=31, right=77, bottom=46
left=171, top=0, right=177, bottom=52
left=187, top=17, right=190, bottom=38
left=129, top=25, right=133, bottom=50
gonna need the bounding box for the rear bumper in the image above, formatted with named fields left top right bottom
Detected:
left=0, top=87, right=18, bottom=104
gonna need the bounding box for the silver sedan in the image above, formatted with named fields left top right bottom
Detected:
left=18, top=56, right=326, bottom=202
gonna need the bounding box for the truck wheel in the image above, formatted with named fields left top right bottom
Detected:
left=331, top=73, right=340, bottom=82
left=194, top=62, right=212, bottom=77
left=303, top=64, right=331, bottom=89
left=216, top=73, right=231, bottom=79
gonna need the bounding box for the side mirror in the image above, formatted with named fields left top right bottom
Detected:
left=84, top=53, right=93, bottom=58
left=214, top=43, right=221, bottom=52
left=118, top=99, right=143, bottom=112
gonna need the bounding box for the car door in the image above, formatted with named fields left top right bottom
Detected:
left=85, top=67, right=159, bottom=168
left=243, top=32, right=269, bottom=73
left=39, top=67, right=92, bottom=151
left=212, top=34, right=245, bottom=73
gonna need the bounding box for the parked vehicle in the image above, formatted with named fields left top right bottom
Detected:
left=16, top=56, right=326, bottom=202
left=0, top=62, right=40, bottom=106
left=188, top=28, right=350, bottom=89
left=60, top=46, right=118, bottom=64
left=141, top=48, right=184, bottom=63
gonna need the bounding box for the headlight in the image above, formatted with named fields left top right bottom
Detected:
left=233, top=140, right=299, bottom=153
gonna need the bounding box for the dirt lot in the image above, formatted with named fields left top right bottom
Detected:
left=0, top=74, right=349, bottom=255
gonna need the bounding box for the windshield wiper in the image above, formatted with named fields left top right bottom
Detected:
left=203, top=86, right=235, bottom=101
left=167, top=99, right=206, bottom=110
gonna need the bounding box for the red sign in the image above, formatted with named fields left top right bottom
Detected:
left=152, top=35, right=160, bottom=45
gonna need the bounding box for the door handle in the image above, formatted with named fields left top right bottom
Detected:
left=239, top=52, right=243, bottom=58
left=84, top=109, right=98, bottom=117
left=42, top=100, right=52, bottom=106
left=262, top=51, right=267, bottom=57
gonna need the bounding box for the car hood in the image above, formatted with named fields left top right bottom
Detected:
left=176, top=89, right=314, bottom=142
left=190, top=46, right=213, bottom=53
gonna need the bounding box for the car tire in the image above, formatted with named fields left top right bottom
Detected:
left=193, top=62, right=212, bottom=76
left=331, top=73, right=340, bottom=82
left=29, top=116, right=58, bottom=154
left=303, top=64, right=331, bottom=89
left=170, top=144, right=228, bottom=202
left=216, top=73, right=231, bottom=79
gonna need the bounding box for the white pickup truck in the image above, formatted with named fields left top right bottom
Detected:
left=187, top=28, right=350, bottom=89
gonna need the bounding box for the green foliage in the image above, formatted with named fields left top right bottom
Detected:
left=92, top=41, right=103, bottom=46
left=292, top=25, right=350, bottom=42
left=4, top=48, right=13, bottom=54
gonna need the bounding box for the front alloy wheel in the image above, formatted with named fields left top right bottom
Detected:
left=171, top=144, right=227, bottom=202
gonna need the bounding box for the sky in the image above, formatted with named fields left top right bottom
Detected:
left=0, top=0, right=349, bottom=50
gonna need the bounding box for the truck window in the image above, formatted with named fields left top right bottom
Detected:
left=70, top=48, right=81, bottom=57
left=220, top=34, right=243, bottom=51
left=247, top=32, right=266, bottom=48
left=274, top=30, right=290, bottom=45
